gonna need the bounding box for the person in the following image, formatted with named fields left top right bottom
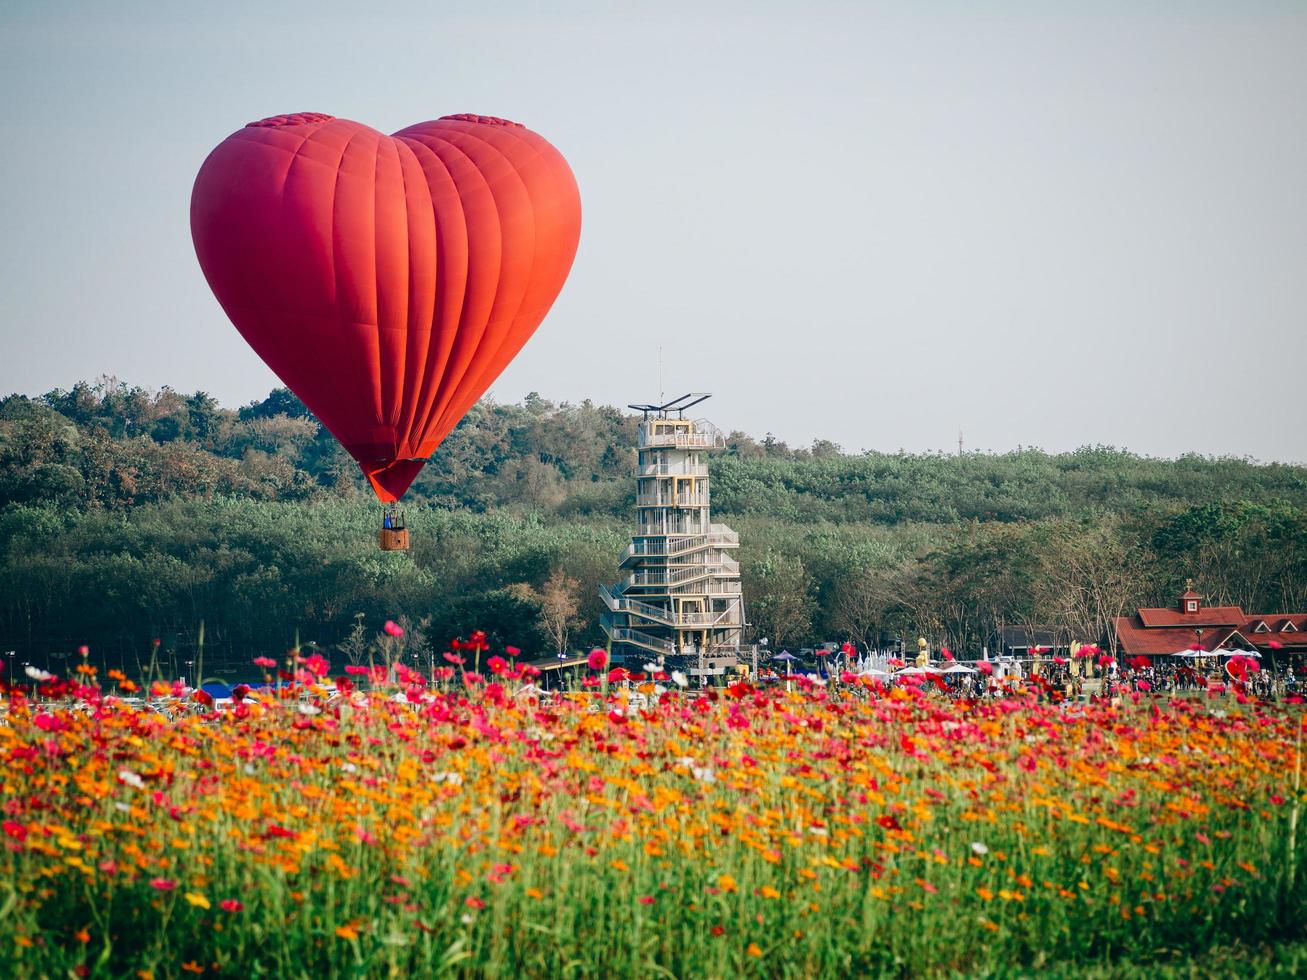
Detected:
left=383, top=511, right=392, bottom=530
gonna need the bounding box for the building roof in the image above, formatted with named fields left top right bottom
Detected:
left=1116, top=610, right=1307, bottom=656
left=1136, top=606, right=1243, bottom=628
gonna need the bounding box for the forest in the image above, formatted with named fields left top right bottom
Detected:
left=2, top=377, right=1305, bottom=677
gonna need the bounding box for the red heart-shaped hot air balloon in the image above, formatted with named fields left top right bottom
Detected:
left=191, top=112, right=582, bottom=501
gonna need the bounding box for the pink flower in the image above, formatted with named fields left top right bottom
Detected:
left=150, top=878, right=177, bottom=891
left=252, top=656, right=277, bottom=669
left=940, top=647, right=954, bottom=662
left=384, top=620, right=404, bottom=637
left=977, top=662, right=994, bottom=676
left=587, top=649, right=608, bottom=671
left=220, top=899, right=244, bottom=912
left=303, top=653, right=329, bottom=677
left=78, top=645, right=90, bottom=656
left=505, top=646, right=521, bottom=657
left=343, top=664, right=369, bottom=675
left=638, top=895, right=655, bottom=905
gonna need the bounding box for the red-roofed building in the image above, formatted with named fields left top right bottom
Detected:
left=1115, top=584, right=1307, bottom=659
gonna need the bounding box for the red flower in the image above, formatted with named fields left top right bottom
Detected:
left=344, top=664, right=369, bottom=675
left=1269, top=640, right=1284, bottom=650
left=150, top=878, right=177, bottom=891
left=220, top=899, right=244, bottom=912
left=193, top=690, right=214, bottom=706
left=940, top=647, right=955, bottom=662
left=977, top=662, right=994, bottom=676
left=384, top=620, right=404, bottom=637
left=587, top=649, right=609, bottom=671
left=877, top=814, right=903, bottom=831
left=505, top=646, right=521, bottom=657
left=3, top=820, right=27, bottom=842
left=638, top=895, right=655, bottom=905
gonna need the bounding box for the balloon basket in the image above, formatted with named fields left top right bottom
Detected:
left=379, top=527, right=410, bottom=551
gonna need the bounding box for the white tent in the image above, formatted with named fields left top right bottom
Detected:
left=943, top=663, right=977, bottom=674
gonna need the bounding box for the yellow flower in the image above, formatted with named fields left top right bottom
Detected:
left=718, top=874, right=738, bottom=893
left=184, top=892, right=210, bottom=910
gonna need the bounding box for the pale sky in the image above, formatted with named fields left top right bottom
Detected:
left=2, top=1, right=1304, bottom=460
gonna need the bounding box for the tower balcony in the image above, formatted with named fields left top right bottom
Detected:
left=638, top=462, right=709, bottom=478
left=638, top=422, right=724, bottom=450
left=636, top=491, right=709, bottom=508
left=618, top=530, right=739, bottom=566
left=624, top=557, right=740, bottom=588
left=601, top=586, right=744, bottom=629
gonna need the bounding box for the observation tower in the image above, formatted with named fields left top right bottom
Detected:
left=600, top=394, right=745, bottom=670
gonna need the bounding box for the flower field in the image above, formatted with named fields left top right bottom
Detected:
left=1, top=659, right=1303, bottom=977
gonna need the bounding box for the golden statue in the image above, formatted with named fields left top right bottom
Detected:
left=916, top=637, right=929, bottom=669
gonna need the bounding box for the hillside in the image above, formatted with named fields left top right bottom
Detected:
left=1, top=379, right=1305, bottom=672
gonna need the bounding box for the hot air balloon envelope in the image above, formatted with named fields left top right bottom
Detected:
left=191, top=112, right=582, bottom=500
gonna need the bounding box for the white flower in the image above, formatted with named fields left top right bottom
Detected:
left=971, top=841, right=989, bottom=856
left=114, top=802, right=131, bottom=813
left=460, top=913, right=475, bottom=925
left=432, top=771, right=463, bottom=786
left=341, top=762, right=357, bottom=774
left=118, top=769, right=145, bottom=790
left=297, top=703, right=320, bottom=716
left=690, top=765, right=716, bottom=784
left=643, top=662, right=660, bottom=673
left=671, top=671, right=689, bottom=688
left=25, top=666, right=53, bottom=682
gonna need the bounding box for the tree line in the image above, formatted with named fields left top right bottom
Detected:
left=1, top=378, right=1304, bottom=675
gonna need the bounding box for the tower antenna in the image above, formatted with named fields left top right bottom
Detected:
left=658, top=346, right=664, bottom=405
